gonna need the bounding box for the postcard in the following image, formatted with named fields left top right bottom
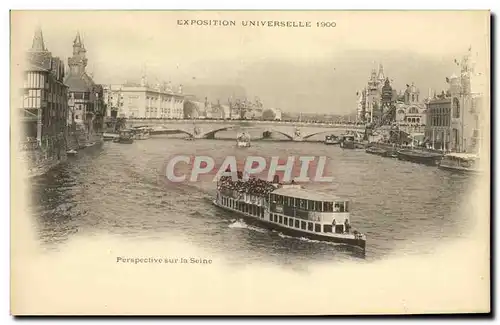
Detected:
left=10, top=10, right=490, bottom=315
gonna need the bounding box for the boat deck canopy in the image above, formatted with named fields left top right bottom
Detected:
left=272, top=187, right=343, bottom=202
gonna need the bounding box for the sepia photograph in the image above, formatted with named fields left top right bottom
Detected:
left=9, top=9, right=491, bottom=315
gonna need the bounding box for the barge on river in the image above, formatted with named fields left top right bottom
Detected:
left=213, top=175, right=366, bottom=252
left=397, top=149, right=443, bottom=166
left=365, top=146, right=388, bottom=157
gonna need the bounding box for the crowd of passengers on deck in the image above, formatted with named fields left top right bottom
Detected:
left=218, top=173, right=277, bottom=196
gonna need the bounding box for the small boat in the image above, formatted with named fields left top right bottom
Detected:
left=66, top=149, right=78, bottom=156
left=237, top=132, right=251, bottom=148
left=103, top=132, right=119, bottom=141
left=339, top=134, right=355, bottom=149
left=438, top=152, right=482, bottom=174
left=115, top=130, right=134, bottom=144
left=134, top=128, right=151, bottom=140
left=397, top=149, right=443, bottom=166
left=214, top=175, right=366, bottom=254
left=85, top=142, right=96, bottom=148
left=324, top=135, right=340, bottom=145
left=365, top=146, right=388, bottom=157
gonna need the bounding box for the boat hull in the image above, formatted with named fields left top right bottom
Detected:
left=213, top=199, right=366, bottom=252
left=397, top=151, right=442, bottom=166
left=365, top=148, right=387, bottom=157
left=354, top=142, right=366, bottom=149
left=438, top=163, right=482, bottom=174
left=115, top=138, right=134, bottom=144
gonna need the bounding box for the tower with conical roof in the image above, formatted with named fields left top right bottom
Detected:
left=27, top=25, right=52, bottom=70
left=31, top=25, right=46, bottom=51
left=377, top=64, right=385, bottom=84
left=65, top=31, right=104, bottom=140
left=68, top=31, right=88, bottom=76
left=381, top=78, right=393, bottom=113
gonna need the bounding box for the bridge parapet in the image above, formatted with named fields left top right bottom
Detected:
left=126, top=118, right=367, bottom=140
left=126, top=118, right=366, bottom=128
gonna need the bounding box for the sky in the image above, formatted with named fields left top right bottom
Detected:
left=11, top=10, right=490, bottom=114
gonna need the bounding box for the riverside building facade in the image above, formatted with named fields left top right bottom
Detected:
left=103, top=78, right=185, bottom=119
left=19, top=26, right=69, bottom=166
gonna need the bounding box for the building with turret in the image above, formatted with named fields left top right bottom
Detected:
left=357, top=64, right=388, bottom=123
left=18, top=26, right=69, bottom=174
left=424, top=47, right=486, bottom=152
left=64, top=31, right=105, bottom=144
left=394, top=82, right=427, bottom=126
left=448, top=47, right=485, bottom=153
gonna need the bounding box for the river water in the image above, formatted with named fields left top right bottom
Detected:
left=29, top=133, right=476, bottom=266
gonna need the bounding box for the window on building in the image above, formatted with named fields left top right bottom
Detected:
left=295, top=219, right=300, bottom=228
left=315, top=224, right=321, bottom=233
left=278, top=215, right=283, bottom=224
left=284, top=217, right=288, bottom=225
left=301, top=221, right=306, bottom=230
left=307, top=222, right=313, bottom=231
left=323, top=224, right=332, bottom=233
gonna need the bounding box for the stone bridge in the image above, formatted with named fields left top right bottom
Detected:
left=125, top=118, right=367, bottom=141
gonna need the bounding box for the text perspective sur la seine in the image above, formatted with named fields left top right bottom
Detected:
left=177, top=20, right=337, bottom=28
left=116, top=257, right=213, bottom=265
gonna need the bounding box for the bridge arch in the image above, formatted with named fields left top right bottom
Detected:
left=201, top=126, right=238, bottom=139
left=152, top=127, right=195, bottom=137
left=266, top=130, right=294, bottom=140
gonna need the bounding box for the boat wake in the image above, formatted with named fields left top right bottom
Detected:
left=228, top=219, right=268, bottom=233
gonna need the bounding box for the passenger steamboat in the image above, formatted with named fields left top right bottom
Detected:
left=438, top=152, right=482, bottom=174
left=213, top=173, right=366, bottom=253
